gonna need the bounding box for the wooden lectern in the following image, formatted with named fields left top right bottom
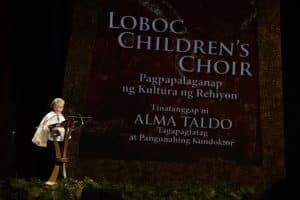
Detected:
left=46, top=116, right=90, bottom=185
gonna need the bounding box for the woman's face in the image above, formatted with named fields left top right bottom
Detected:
left=54, top=101, right=64, bottom=114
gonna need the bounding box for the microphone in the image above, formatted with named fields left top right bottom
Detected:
left=78, top=113, right=84, bottom=125
left=65, top=114, right=93, bottom=125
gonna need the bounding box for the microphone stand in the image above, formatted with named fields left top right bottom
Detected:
left=65, top=115, right=93, bottom=131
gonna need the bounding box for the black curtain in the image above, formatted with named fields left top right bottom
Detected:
left=281, top=1, right=300, bottom=185
left=5, top=0, right=74, bottom=178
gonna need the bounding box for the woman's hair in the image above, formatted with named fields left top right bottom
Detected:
left=50, top=98, right=65, bottom=110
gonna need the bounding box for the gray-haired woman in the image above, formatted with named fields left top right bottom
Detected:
left=31, top=98, right=66, bottom=180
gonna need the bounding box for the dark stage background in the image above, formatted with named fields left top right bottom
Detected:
left=0, top=0, right=299, bottom=186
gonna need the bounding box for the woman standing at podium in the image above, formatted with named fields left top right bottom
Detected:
left=31, top=98, right=66, bottom=180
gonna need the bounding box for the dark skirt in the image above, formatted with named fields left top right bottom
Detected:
left=31, top=141, right=63, bottom=181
